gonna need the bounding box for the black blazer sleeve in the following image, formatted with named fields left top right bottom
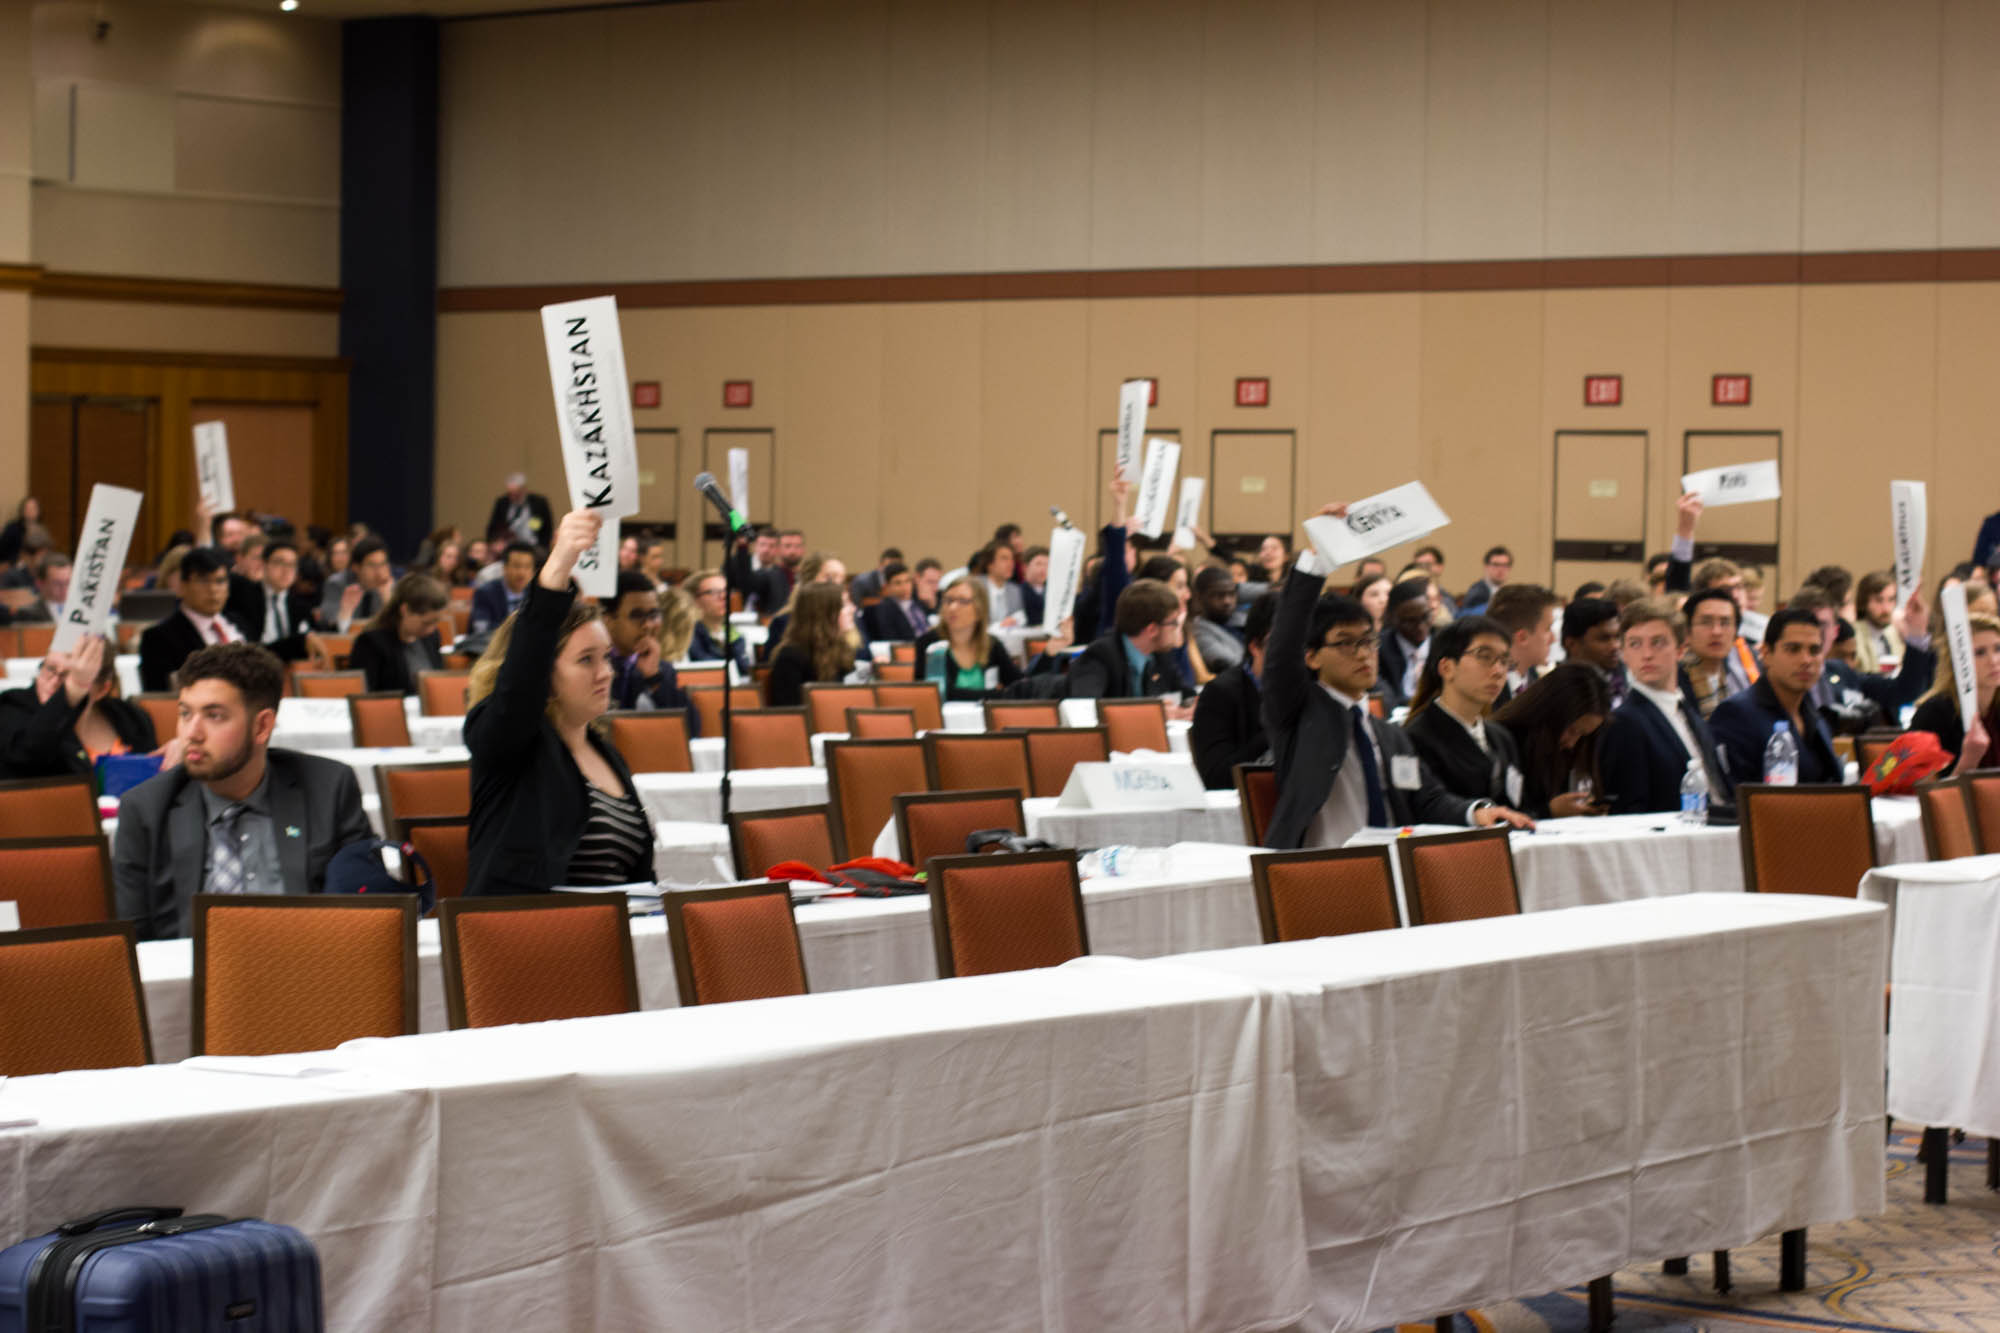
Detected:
left=989, top=639, right=1022, bottom=693
left=1260, top=559, right=1326, bottom=740
left=765, top=644, right=812, bottom=707
left=1595, top=710, right=1661, bottom=815
left=465, top=581, right=573, bottom=766
left=1064, top=637, right=1121, bottom=700
left=348, top=629, right=398, bottom=694
left=1189, top=668, right=1265, bottom=790
left=1908, top=693, right=1966, bottom=769
left=0, top=687, right=87, bottom=779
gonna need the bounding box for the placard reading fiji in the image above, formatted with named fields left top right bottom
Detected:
left=1302, top=481, right=1451, bottom=567
left=1056, top=760, right=1208, bottom=810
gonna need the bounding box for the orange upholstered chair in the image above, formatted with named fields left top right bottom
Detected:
left=1854, top=730, right=1900, bottom=773
left=191, top=894, right=419, bottom=1056
left=398, top=815, right=471, bottom=906
left=927, top=850, right=1089, bottom=979
left=293, top=670, right=368, bottom=698
left=889, top=641, right=918, bottom=664
left=923, top=732, right=1031, bottom=795
left=1251, top=847, right=1400, bottom=943
left=0, top=776, right=100, bottom=838
left=438, top=895, right=639, bottom=1029
left=803, top=683, right=879, bottom=737
left=348, top=692, right=413, bottom=747
left=309, top=633, right=354, bottom=669
left=688, top=685, right=764, bottom=739
left=1736, top=783, right=1877, bottom=897
left=1099, top=698, right=1170, bottom=753
left=16, top=624, right=54, bottom=657
left=376, top=761, right=471, bottom=832
left=606, top=710, right=695, bottom=773
left=846, top=707, right=917, bottom=739
left=1395, top=828, right=1522, bottom=926
left=1020, top=726, right=1110, bottom=798
left=663, top=882, right=810, bottom=1006
left=873, top=662, right=918, bottom=683
left=1917, top=776, right=1978, bottom=860
left=728, top=708, right=813, bottom=769
left=728, top=804, right=838, bottom=878
left=0, top=922, right=152, bottom=1075
left=132, top=693, right=183, bottom=745
left=982, top=699, right=1061, bottom=730
left=824, top=738, right=930, bottom=860
left=1965, top=769, right=2000, bottom=854
left=894, top=789, right=1027, bottom=866
left=0, top=838, right=117, bottom=929
left=417, top=670, right=471, bottom=717
left=1234, top=763, right=1278, bottom=846
left=872, top=683, right=944, bottom=733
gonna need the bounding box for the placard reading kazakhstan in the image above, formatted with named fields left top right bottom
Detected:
left=1303, top=481, right=1451, bottom=567
left=1133, top=438, right=1181, bottom=538
left=192, top=421, right=235, bottom=513
left=53, top=484, right=143, bottom=654
left=1681, top=459, right=1781, bottom=508
left=1941, top=582, right=1979, bottom=732
left=540, top=296, right=641, bottom=596
left=1042, top=525, right=1087, bottom=634
left=1890, top=480, right=1927, bottom=606
left=1115, top=379, right=1149, bottom=483
left=1173, top=477, right=1205, bottom=550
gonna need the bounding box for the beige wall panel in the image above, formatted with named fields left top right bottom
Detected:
left=777, top=305, right=884, bottom=563
left=1423, top=0, right=1547, bottom=261
left=880, top=1, right=986, bottom=276
left=1669, top=0, right=1803, bottom=254
left=979, top=301, right=1091, bottom=555
left=32, top=5, right=340, bottom=107
left=175, top=96, right=340, bottom=203
left=1084, top=298, right=1200, bottom=526
left=33, top=189, right=338, bottom=287
left=29, top=300, right=338, bottom=359
left=1310, top=0, right=1426, bottom=264
left=1800, top=0, right=1940, bottom=253
left=1089, top=0, right=1204, bottom=270
left=1303, top=292, right=1421, bottom=518
left=1544, top=0, right=1672, bottom=258
left=0, top=289, right=24, bottom=499
left=71, top=84, right=175, bottom=194
left=1940, top=0, right=2000, bottom=250
left=0, top=178, right=25, bottom=266
left=785, top=0, right=888, bottom=278
left=1540, top=288, right=1669, bottom=546
left=1419, top=292, right=1547, bottom=581
left=591, top=9, right=703, bottom=283
left=1198, top=0, right=1315, bottom=267
left=982, top=0, right=1093, bottom=272
left=433, top=312, right=563, bottom=539
left=1195, top=294, right=1311, bottom=435
left=684, top=4, right=796, bottom=283
left=879, top=302, right=982, bottom=563
left=1931, top=284, right=2000, bottom=582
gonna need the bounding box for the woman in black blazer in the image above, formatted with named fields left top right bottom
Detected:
left=464, top=510, right=654, bottom=894
left=1907, top=610, right=1999, bottom=773
left=348, top=575, right=448, bottom=695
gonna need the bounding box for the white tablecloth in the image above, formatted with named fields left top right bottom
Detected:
left=1169, top=893, right=1888, bottom=1331
left=1861, top=853, right=2000, bottom=1136
left=633, top=768, right=828, bottom=825
left=4, top=653, right=142, bottom=697
left=304, top=745, right=473, bottom=797
left=270, top=697, right=463, bottom=752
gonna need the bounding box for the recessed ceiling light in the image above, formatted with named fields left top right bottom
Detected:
left=280, top=0, right=298, bottom=10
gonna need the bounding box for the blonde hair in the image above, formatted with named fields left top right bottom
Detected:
left=939, top=573, right=994, bottom=666
left=466, top=597, right=605, bottom=725
left=1920, top=611, right=2000, bottom=706
left=657, top=586, right=695, bottom=661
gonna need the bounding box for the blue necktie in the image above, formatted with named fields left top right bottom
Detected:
left=1351, top=705, right=1389, bottom=827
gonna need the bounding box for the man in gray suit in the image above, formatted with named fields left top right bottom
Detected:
left=112, top=641, right=371, bottom=941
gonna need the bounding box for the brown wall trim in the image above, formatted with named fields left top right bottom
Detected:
left=439, top=247, right=2000, bottom=312
left=32, top=271, right=342, bottom=312
left=0, top=263, right=41, bottom=292
left=32, top=346, right=351, bottom=374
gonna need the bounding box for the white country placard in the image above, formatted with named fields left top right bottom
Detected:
left=540, top=296, right=641, bottom=596
left=52, top=484, right=143, bottom=654
left=1055, top=760, right=1207, bottom=811
left=1941, top=581, right=1979, bottom=733
left=1133, top=438, right=1181, bottom=538
left=1891, top=480, right=1927, bottom=606
left=1303, top=481, right=1451, bottom=567
left=1041, top=525, right=1087, bottom=634
left=1681, top=459, right=1781, bottom=508
left=728, top=447, right=750, bottom=515
left=1173, top=476, right=1205, bottom=550
left=1115, top=379, right=1149, bottom=483
left=192, top=421, right=235, bottom=513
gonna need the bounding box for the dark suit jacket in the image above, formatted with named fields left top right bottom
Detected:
left=348, top=627, right=445, bottom=696
left=861, top=598, right=927, bottom=643
left=1189, top=663, right=1265, bottom=789
left=0, top=687, right=87, bottom=779
left=1376, top=631, right=1427, bottom=710
left=138, top=608, right=252, bottom=694
left=1710, top=677, right=1843, bottom=788
left=485, top=492, right=554, bottom=545
left=1824, top=646, right=1934, bottom=718
left=224, top=580, right=318, bottom=662
left=1403, top=706, right=1524, bottom=807
left=688, top=621, right=753, bottom=676
left=110, top=748, right=371, bottom=941
left=1262, top=565, right=1475, bottom=849
left=1596, top=688, right=1732, bottom=816
left=1064, top=632, right=1184, bottom=700
left=470, top=579, right=526, bottom=633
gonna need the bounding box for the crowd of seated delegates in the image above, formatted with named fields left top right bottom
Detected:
left=684, top=567, right=754, bottom=675
left=1189, top=589, right=1276, bottom=788
left=759, top=551, right=859, bottom=666
left=0, top=633, right=174, bottom=781
left=348, top=575, right=448, bottom=695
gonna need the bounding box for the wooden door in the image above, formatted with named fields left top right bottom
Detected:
left=698, top=429, right=774, bottom=567
left=1682, top=431, right=1781, bottom=569
left=1094, top=427, right=1181, bottom=531
left=632, top=428, right=681, bottom=548
left=30, top=396, right=154, bottom=556
left=1552, top=430, right=1648, bottom=599
left=189, top=402, right=313, bottom=533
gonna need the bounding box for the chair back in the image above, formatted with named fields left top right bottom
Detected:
left=192, top=894, right=419, bottom=1056
left=1234, top=763, right=1278, bottom=846
left=398, top=815, right=471, bottom=905
left=132, top=693, right=182, bottom=744
left=729, top=804, right=838, bottom=878
left=0, top=838, right=116, bottom=929
left=606, top=710, right=695, bottom=773
left=926, top=850, right=1088, bottom=978
left=1099, top=698, right=1170, bottom=753
left=1736, top=783, right=1877, bottom=897
left=688, top=685, right=763, bottom=738
left=662, top=882, right=810, bottom=1006
left=417, top=670, right=471, bottom=717
left=1855, top=729, right=1901, bottom=772
left=0, top=776, right=100, bottom=837
left=803, top=683, right=879, bottom=737
left=983, top=699, right=1061, bottom=730
left=312, top=633, right=354, bottom=668
left=348, top=692, right=413, bottom=747
left=1395, top=828, right=1522, bottom=925
left=438, top=895, right=639, bottom=1029
left=923, top=732, right=1031, bottom=794
left=873, top=662, right=916, bottom=682
left=846, top=707, right=917, bottom=739
left=894, top=789, right=1026, bottom=866
left=872, top=683, right=944, bottom=732
left=376, top=761, right=472, bottom=830
left=294, top=670, right=367, bottom=698
left=1251, top=846, right=1401, bottom=943
left=1917, top=776, right=1978, bottom=860
left=1020, top=726, right=1110, bottom=797
left=824, top=739, right=930, bottom=860
left=889, top=641, right=918, bottom=663
left=16, top=625, right=54, bottom=657
left=0, top=923, right=152, bottom=1075
left=728, top=708, right=813, bottom=769
left=1966, top=768, right=2000, bottom=854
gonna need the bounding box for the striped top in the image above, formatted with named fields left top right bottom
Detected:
left=563, top=781, right=654, bottom=887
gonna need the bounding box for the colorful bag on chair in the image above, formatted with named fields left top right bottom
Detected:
left=1863, top=731, right=1951, bottom=796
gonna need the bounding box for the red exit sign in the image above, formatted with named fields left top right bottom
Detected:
left=1235, top=377, right=1270, bottom=408
left=631, top=381, right=661, bottom=409
left=723, top=380, right=753, bottom=409
left=1583, top=375, right=1622, bottom=406
left=1712, top=374, right=1752, bottom=406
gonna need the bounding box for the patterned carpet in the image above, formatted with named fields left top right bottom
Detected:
left=1419, top=1127, right=2000, bottom=1333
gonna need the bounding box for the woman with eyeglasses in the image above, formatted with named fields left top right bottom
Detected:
left=1490, top=663, right=1612, bottom=818
left=1401, top=615, right=1527, bottom=807
left=915, top=577, right=1023, bottom=701
left=683, top=567, right=753, bottom=676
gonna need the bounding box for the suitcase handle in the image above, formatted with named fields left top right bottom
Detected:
left=56, top=1206, right=183, bottom=1237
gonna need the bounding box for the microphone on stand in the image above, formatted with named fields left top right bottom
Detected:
left=693, top=472, right=748, bottom=536
left=1050, top=505, right=1073, bottom=531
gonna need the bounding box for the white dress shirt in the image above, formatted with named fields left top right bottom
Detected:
left=183, top=607, right=241, bottom=645
left=1304, top=683, right=1387, bottom=849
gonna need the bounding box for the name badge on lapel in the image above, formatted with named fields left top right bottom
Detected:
left=285, top=826, right=303, bottom=839
left=1504, top=766, right=1524, bottom=808
left=1389, top=754, right=1421, bottom=790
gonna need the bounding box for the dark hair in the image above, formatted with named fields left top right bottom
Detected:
left=1644, top=552, right=1670, bottom=575
left=1561, top=597, right=1619, bottom=643
left=1407, top=614, right=1509, bottom=716
left=1854, top=569, right=1895, bottom=611
left=993, top=523, right=1022, bottom=544
left=1415, top=544, right=1445, bottom=564
left=1351, top=573, right=1392, bottom=605
left=1485, top=583, right=1559, bottom=636
left=1241, top=590, right=1279, bottom=648
left=1572, top=581, right=1606, bottom=600
left=1833, top=617, right=1856, bottom=643
left=1483, top=546, right=1512, bottom=563
left=208, top=511, right=241, bottom=544
left=175, top=641, right=286, bottom=715
left=880, top=561, right=909, bottom=582
left=351, top=536, right=389, bottom=567
left=755, top=525, right=778, bottom=540
left=502, top=541, right=538, bottom=564
left=1764, top=607, right=1824, bottom=649
left=1023, top=545, right=1048, bottom=563
left=1307, top=594, right=1371, bottom=649
left=1194, top=566, right=1235, bottom=596
left=180, top=546, right=231, bottom=581
left=614, top=570, right=658, bottom=606
left=1681, top=586, right=1740, bottom=628
left=879, top=546, right=904, bottom=562
left=263, top=539, right=298, bottom=562
left=1492, top=663, right=1611, bottom=811
left=1804, top=564, right=1853, bottom=605
left=364, top=573, right=448, bottom=635
left=1785, top=584, right=1834, bottom=615
left=1113, top=579, right=1181, bottom=636
left=1386, top=579, right=1430, bottom=614
left=1616, top=597, right=1684, bottom=640
left=1136, top=555, right=1183, bottom=584
left=915, top=557, right=942, bottom=575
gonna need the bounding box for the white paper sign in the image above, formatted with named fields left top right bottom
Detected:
left=1133, top=438, right=1181, bottom=538
left=192, top=421, right=235, bottom=513
left=1681, top=459, right=1781, bottom=508
left=52, top=484, right=144, bottom=655
left=728, top=447, right=750, bottom=515
left=540, top=296, right=642, bottom=596
left=1055, top=760, right=1207, bottom=811
left=0, top=902, right=17, bottom=933
left=1302, top=481, right=1452, bottom=567
left=1173, top=477, right=1205, bottom=550
left=1891, top=480, right=1927, bottom=606
left=1041, top=525, right=1087, bottom=634
left=1941, top=582, right=1979, bottom=733
left=1115, top=379, right=1150, bottom=483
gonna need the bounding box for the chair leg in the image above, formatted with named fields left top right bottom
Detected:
left=1922, top=1126, right=1950, bottom=1204
left=1778, top=1229, right=1806, bottom=1291
left=1661, top=1257, right=1689, bottom=1276
left=1435, top=1317, right=1454, bottom=1333
left=1989, top=1137, right=1999, bottom=1191
left=1712, top=1250, right=1731, bottom=1294
left=1587, top=1276, right=1614, bottom=1333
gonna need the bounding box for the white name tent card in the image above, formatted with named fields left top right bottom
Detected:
left=192, top=421, right=235, bottom=513
left=1681, top=459, right=1781, bottom=508
left=1133, top=438, right=1181, bottom=538
left=1891, top=480, right=1927, bottom=605
left=52, top=484, right=144, bottom=655
left=1302, top=481, right=1451, bottom=567
left=1941, top=582, right=1979, bottom=732
left=1115, top=379, right=1149, bottom=482
left=1042, top=525, right=1087, bottom=634
left=1056, top=761, right=1208, bottom=811
left=540, top=295, right=642, bottom=597
left=0, top=903, right=18, bottom=933
left=729, top=447, right=751, bottom=514
left=1173, top=477, right=1205, bottom=550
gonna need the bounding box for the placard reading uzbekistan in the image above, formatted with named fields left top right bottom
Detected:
left=53, top=484, right=143, bottom=655
left=1115, top=379, right=1149, bottom=483
left=540, top=296, right=641, bottom=595
left=1890, top=480, right=1927, bottom=606
left=1941, top=581, right=1979, bottom=732
left=1042, top=525, right=1088, bottom=634
left=1303, top=481, right=1452, bottom=567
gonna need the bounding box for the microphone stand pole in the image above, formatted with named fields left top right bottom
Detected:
left=719, top=527, right=748, bottom=830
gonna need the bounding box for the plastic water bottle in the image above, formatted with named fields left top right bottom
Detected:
left=1763, top=721, right=1799, bottom=786
left=1078, top=846, right=1168, bottom=879
left=1678, top=760, right=1709, bottom=825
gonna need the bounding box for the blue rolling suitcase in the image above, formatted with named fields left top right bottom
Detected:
left=0, top=1206, right=323, bottom=1332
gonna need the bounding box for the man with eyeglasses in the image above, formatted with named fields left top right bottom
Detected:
left=1262, top=505, right=1533, bottom=850
left=1065, top=579, right=1193, bottom=719
left=1596, top=598, right=1732, bottom=816
left=604, top=570, right=696, bottom=724
left=225, top=539, right=317, bottom=662
left=685, top=568, right=753, bottom=677
left=1402, top=616, right=1529, bottom=808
